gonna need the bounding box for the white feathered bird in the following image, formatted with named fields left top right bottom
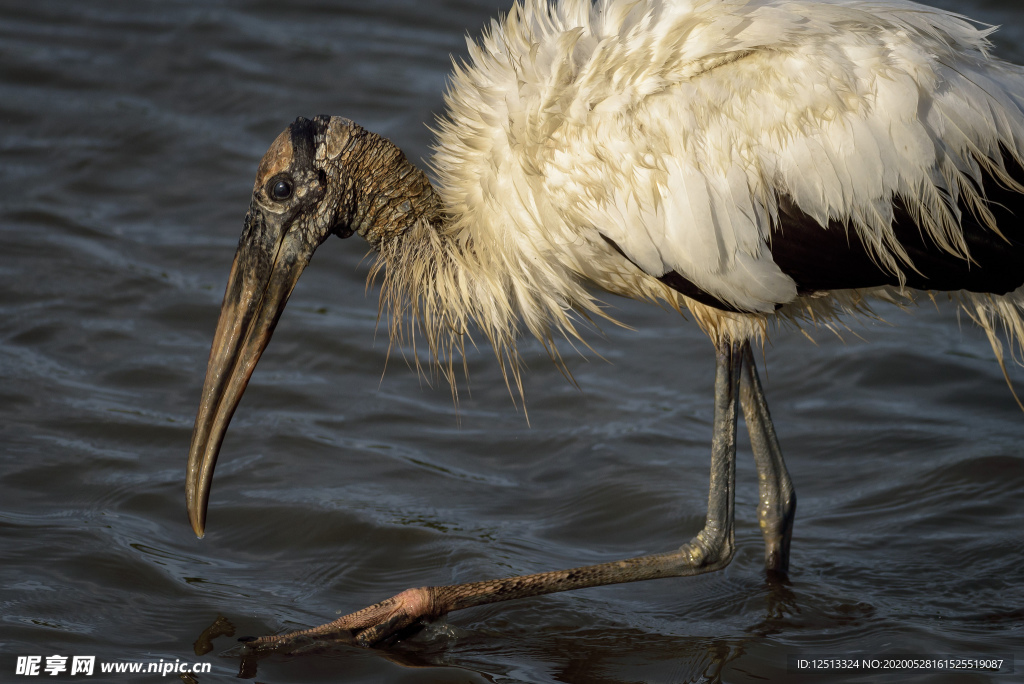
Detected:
left=185, top=0, right=1024, bottom=649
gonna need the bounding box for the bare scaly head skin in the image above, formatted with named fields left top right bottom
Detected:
left=257, top=128, right=293, bottom=182
left=186, top=116, right=441, bottom=537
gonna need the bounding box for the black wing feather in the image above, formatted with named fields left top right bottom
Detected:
left=770, top=156, right=1024, bottom=297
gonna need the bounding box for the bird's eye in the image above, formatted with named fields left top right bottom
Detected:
left=270, top=178, right=293, bottom=201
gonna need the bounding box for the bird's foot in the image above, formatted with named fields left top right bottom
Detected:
left=241, top=587, right=439, bottom=654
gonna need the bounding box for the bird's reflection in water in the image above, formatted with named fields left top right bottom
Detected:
left=216, top=610, right=765, bottom=682
left=746, top=573, right=801, bottom=637
left=193, top=615, right=236, bottom=656
left=232, top=624, right=461, bottom=679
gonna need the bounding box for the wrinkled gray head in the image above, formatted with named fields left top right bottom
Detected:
left=185, top=115, right=439, bottom=537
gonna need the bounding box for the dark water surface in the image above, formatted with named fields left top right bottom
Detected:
left=2, top=1, right=1023, bottom=682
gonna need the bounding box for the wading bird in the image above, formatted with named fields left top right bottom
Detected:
left=186, top=0, right=1024, bottom=649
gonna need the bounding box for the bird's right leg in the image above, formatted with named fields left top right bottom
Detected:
left=739, top=343, right=796, bottom=574
left=242, top=339, right=743, bottom=651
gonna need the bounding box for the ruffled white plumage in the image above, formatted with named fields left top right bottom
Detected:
left=419, top=0, right=1024, bottom=368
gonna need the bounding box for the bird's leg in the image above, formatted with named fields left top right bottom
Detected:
left=739, top=343, right=795, bottom=575
left=244, top=340, right=743, bottom=652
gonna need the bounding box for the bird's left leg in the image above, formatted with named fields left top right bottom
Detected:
left=739, top=343, right=795, bottom=575
left=243, top=339, right=743, bottom=652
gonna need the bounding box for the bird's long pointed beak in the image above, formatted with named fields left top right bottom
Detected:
left=186, top=210, right=312, bottom=538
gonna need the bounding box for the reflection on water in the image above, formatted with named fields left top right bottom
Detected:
left=1, top=1, right=1022, bottom=682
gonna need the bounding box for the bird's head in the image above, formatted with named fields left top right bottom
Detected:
left=185, top=115, right=437, bottom=538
